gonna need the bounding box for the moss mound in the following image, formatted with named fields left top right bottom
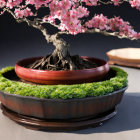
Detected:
left=0, top=67, right=128, bottom=99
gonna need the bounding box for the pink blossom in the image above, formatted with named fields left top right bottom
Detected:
left=26, top=0, right=48, bottom=9
left=86, top=14, right=110, bottom=30
left=15, top=9, right=24, bottom=18
left=49, top=1, right=61, bottom=16
left=59, top=0, right=72, bottom=10
left=129, top=0, right=140, bottom=10
left=48, top=16, right=55, bottom=23
left=0, top=0, right=6, bottom=8
left=6, top=0, right=23, bottom=9
left=76, top=6, right=89, bottom=18
left=6, top=0, right=14, bottom=9
left=24, top=7, right=33, bottom=17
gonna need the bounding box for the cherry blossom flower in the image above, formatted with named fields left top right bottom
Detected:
left=0, top=0, right=6, bottom=8
left=15, top=8, right=24, bottom=18
left=129, top=0, right=140, bottom=10
left=85, top=14, right=110, bottom=30
left=24, top=7, right=33, bottom=17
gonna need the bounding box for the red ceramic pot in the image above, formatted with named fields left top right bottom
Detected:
left=15, top=56, right=110, bottom=85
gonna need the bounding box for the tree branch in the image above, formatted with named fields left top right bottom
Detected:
left=98, top=0, right=128, bottom=5
left=85, top=28, right=136, bottom=40
left=98, top=0, right=114, bottom=5
left=0, top=8, right=7, bottom=15
left=57, top=31, right=70, bottom=36
left=52, top=27, right=135, bottom=41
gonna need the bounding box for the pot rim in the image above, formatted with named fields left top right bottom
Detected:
left=15, top=56, right=109, bottom=73
left=0, top=86, right=128, bottom=102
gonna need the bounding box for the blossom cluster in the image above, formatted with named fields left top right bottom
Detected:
left=0, top=0, right=23, bottom=8
left=86, top=14, right=140, bottom=38
left=47, top=1, right=89, bottom=34
left=14, top=7, right=33, bottom=18
left=0, top=0, right=6, bottom=8
left=129, top=0, right=140, bottom=10
left=0, top=0, right=140, bottom=39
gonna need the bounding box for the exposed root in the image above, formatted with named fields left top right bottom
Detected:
left=28, top=52, right=97, bottom=71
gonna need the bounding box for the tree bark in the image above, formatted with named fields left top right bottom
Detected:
left=29, top=33, right=78, bottom=70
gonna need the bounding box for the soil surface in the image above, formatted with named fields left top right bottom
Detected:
left=27, top=55, right=98, bottom=71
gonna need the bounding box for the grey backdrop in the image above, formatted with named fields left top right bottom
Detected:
left=0, top=3, right=140, bottom=68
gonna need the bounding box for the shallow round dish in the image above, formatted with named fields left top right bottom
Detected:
left=107, top=48, right=140, bottom=63
left=15, top=56, right=110, bottom=85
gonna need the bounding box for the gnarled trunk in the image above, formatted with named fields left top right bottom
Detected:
left=29, top=35, right=78, bottom=70
left=29, top=30, right=97, bottom=71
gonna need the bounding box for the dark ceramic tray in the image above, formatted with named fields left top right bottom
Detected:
left=0, top=69, right=127, bottom=120
left=1, top=104, right=117, bottom=131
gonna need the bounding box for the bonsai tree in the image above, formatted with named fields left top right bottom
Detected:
left=0, top=1, right=130, bottom=126
left=0, top=0, right=140, bottom=70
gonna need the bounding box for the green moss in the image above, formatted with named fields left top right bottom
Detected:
left=0, top=66, right=128, bottom=99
